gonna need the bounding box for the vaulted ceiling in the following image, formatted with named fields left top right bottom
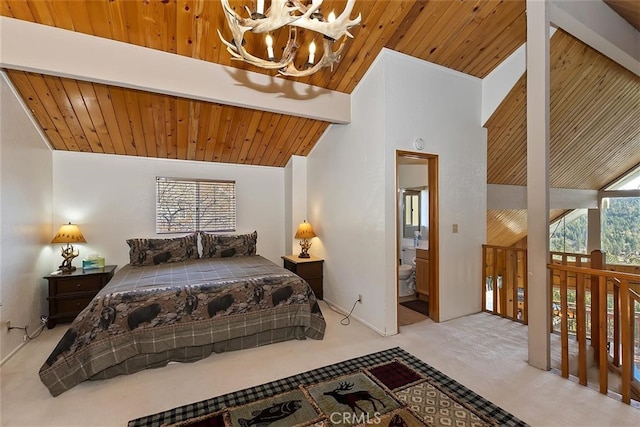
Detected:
left=1, top=0, right=639, bottom=247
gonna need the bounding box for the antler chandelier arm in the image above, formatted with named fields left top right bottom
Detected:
left=289, top=0, right=361, bottom=41
left=279, top=37, right=345, bottom=77
left=218, top=0, right=361, bottom=76
left=217, top=28, right=297, bottom=70
left=221, top=0, right=298, bottom=34
left=218, top=0, right=299, bottom=70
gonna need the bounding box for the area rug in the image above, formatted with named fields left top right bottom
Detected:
left=128, top=347, right=527, bottom=427
left=400, top=299, right=429, bottom=316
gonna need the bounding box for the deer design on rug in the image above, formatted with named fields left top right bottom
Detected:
left=323, top=381, right=386, bottom=414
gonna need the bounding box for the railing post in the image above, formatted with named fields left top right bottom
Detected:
left=590, top=249, right=604, bottom=363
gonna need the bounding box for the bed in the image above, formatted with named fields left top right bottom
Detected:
left=39, top=232, right=326, bottom=397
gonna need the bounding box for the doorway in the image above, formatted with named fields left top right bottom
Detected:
left=396, top=151, right=439, bottom=326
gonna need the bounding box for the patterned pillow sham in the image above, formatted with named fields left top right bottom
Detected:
left=126, top=233, right=199, bottom=266
left=200, top=231, right=257, bottom=258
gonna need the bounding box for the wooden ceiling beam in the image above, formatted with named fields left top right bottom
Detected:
left=0, top=16, right=352, bottom=124
left=549, top=0, right=640, bottom=76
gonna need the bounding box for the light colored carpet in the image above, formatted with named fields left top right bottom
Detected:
left=1, top=303, right=638, bottom=426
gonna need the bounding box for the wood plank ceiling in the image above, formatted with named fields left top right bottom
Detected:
left=1, top=0, right=639, bottom=247
left=1, top=0, right=526, bottom=166
left=486, top=28, right=640, bottom=246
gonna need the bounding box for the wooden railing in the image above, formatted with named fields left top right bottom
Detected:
left=483, top=245, right=640, bottom=404
left=550, top=250, right=594, bottom=267
left=482, top=245, right=527, bottom=324
left=549, top=250, right=599, bottom=335
left=548, top=262, right=640, bottom=404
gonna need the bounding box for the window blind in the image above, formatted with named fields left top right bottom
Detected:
left=156, top=177, right=236, bottom=233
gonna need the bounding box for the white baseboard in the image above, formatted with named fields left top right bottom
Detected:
left=322, top=298, right=392, bottom=336
left=0, top=341, right=27, bottom=367
left=0, top=323, right=47, bottom=367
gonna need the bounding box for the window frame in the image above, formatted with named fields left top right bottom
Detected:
left=155, top=176, right=236, bottom=234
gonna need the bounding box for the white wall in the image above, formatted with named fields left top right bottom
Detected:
left=52, top=152, right=286, bottom=270
left=398, top=164, right=428, bottom=189
left=384, top=50, right=487, bottom=323
left=308, top=49, right=487, bottom=334
left=307, top=52, right=388, bottom=334
left=284, top=155, right=309, bottom=256
left=0, top=73, right=53, bottom=362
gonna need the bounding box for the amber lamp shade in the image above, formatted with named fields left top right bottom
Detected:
left=295, top=221, right=316, bottom=258
left=51, top=223, right=87, bottom=272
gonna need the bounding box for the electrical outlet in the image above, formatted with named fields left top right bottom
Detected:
left=357, top=294, right=362, bottom=304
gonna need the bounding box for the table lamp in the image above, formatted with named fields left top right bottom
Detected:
left=295, top=220, right=316, bottom=258
left=51, top=222, right=86, bottom=272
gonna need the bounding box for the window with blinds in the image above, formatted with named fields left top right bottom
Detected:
left=156, top=177, right=236, bottom=233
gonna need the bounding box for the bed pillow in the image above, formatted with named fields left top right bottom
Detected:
left=127, top=233, right=199, bottom=266
left=200, top=231, right=257, bottom=258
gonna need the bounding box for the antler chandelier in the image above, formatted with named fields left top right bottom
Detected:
left=218, top=0, right=361, bottom=77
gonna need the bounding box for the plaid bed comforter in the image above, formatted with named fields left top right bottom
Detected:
left=39, top=256, right=326, bottom=397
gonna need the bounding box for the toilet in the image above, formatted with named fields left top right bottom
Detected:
left=398, top=247, right=416, bottom=297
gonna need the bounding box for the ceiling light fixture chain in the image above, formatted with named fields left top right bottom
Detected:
left=218, top=0, right=361, bottom=77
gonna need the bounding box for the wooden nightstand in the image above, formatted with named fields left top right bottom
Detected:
left=44, top=265, right=116, bottom=328
left=282, top=255, right=324, bottom=300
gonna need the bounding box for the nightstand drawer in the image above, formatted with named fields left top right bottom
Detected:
left=56, top=276, right=104, bottom=294
left=295, top=262, right=323, bottom=278
left=56, top=296, right=94, bottom=314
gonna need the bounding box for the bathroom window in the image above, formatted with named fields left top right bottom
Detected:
left=403, top=190, right=421, bottom=238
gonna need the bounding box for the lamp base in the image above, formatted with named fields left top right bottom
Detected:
left=298, top=238, right=312, bottom=258
left=58, top=265, right=77, bottom=274
left=59, top=243, right=79, bottom=274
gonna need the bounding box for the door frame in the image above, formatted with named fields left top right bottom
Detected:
left=396, top=150, right=439, bottom=323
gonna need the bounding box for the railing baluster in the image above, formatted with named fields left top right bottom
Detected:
left=613, top=283, right=620, bottom=367
left=576, top=273, right=587, bottom=386
left=482, top=245, right=487, bottom=312
left=491, top=248, right=500, bottom=314
left=513, top=251, right=519, bottom=321
left=598, top=275, right=608, bottom=395
left=500, top=249, right=507, bottom=318
left=591, top=250, right=604, bottom=362
left=560, top=269, right=569, bottom=378
left=620, top=279, right=631, bottom=405
left=510, top=250, right=517, bottom=321
left=523, top=252, right=528, bottom=325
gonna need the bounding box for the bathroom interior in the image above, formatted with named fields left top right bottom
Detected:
left=397, top=159, right=430, bottom=326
